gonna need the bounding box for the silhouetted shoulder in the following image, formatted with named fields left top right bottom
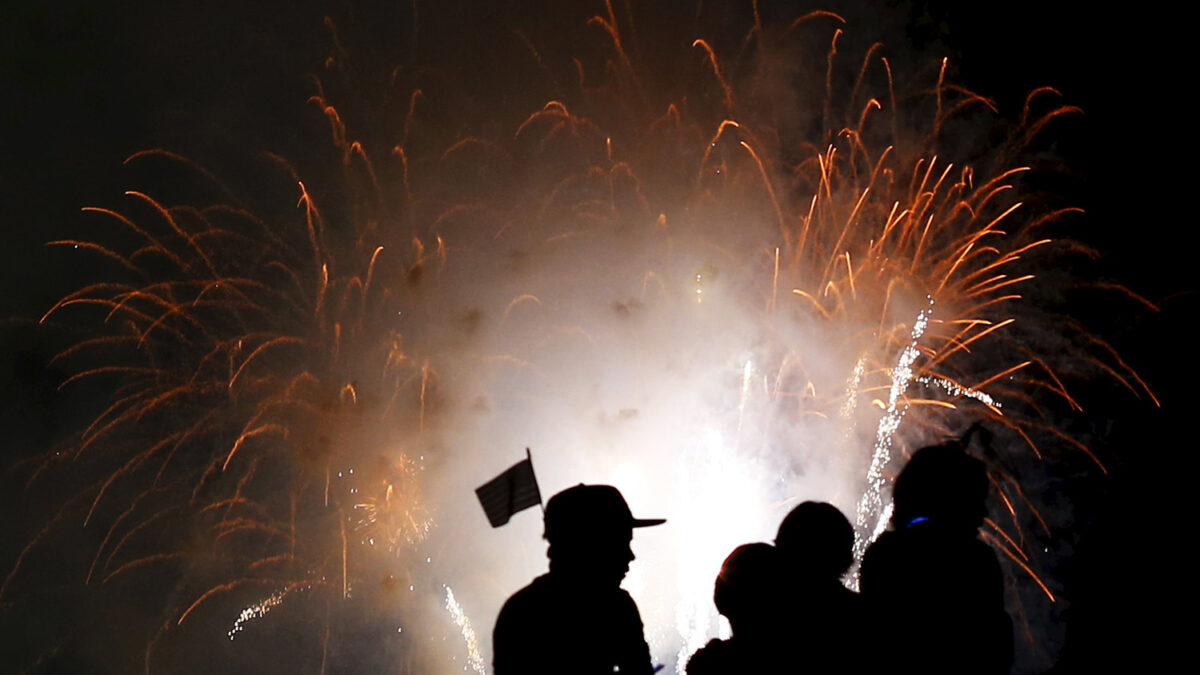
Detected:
left=493, top=574, right=652, bottom=675
left=862, top=526, right=1004, bottom=604
left=685, top=638, right=733, bottom=675
left=686, top=637, right=786, bottom=674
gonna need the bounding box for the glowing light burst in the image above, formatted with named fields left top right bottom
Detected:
left=353, top=458, right=435, bottom=554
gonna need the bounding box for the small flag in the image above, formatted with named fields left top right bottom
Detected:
left=475, top=450, right=542, bottom=527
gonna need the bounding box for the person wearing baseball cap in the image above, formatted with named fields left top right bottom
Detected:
left=493, top=484, right=665, bottom=674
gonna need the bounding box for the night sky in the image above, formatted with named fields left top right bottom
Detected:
left=2, top=1, right=1187, bottom=672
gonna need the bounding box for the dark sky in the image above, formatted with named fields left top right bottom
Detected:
left=2, top=0, right=1184, bottom=310
left=1, top=1, right=1187, bottom=671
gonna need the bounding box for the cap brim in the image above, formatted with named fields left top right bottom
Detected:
left=631, top=518, right=666, bottom=528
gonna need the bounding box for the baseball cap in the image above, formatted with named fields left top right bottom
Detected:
left=543, top=484, right=665, bottom=541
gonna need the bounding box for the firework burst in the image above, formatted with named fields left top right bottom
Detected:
left=4, top=4, right=1154, bottom=673
left=6, top=143, right=439, bottom=668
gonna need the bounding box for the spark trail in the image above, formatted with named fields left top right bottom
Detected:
left=853, top=298, right=934, bottom=569
left=445, top=585, right=487, bottom=675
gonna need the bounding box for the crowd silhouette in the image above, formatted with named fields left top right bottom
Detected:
left=493, top=430, right=1013, bottom=674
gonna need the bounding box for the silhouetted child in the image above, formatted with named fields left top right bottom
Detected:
left=860, top=440, right=1013, bottom=673
left=775, top=501, right=862, bottom=670
left=686, top=543, right=787, bottom=674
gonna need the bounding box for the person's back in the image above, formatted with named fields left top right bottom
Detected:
left=861, top=520, right=1010, bottom=671
left=493, top=484, right=663, bottom=675
left=774, top=501, right=862, bottom=672
left=494, top=572, right=651, bottom=674
left=860, top=441, right=1012, bottom=674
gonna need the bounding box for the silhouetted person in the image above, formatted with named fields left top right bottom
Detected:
left=860, top=440, right=1013, bottom=674
left=775, top=501, right=862, bottom=670
left=493, top=484, right=664, bottom=674
left=686, top=543, right=787, bottom=674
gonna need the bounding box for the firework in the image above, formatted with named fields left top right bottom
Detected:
left=5, top=4, right=1152, bottom=673
left=6, top=142, right=437, bottom=669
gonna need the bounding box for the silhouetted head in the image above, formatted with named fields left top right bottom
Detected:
left=775, top=501, right=854, bottom=579
left=542, top=484, right=664, bottom=585
left=891, top=442, right=989, bottom=533
left=713, top=543, right=781, bottom=634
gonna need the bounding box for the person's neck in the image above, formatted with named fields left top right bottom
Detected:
left=547, top=561, right=618, bottom=588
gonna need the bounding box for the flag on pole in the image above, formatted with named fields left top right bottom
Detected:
left=475, top=449, right=542, bottom=527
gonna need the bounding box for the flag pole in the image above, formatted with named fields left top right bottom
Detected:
left=526, top=447, right=544, bottom=513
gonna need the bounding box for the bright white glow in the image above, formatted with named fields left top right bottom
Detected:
left=668, top=426, right=773, bottom=673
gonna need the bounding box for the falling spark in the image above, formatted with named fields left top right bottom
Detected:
left=916, top=375, right=1003, bottom=409
left=853, top=297, right=935, bottom=566
left=227, top=585, right=308, bottom=640
left=444, top=585, right=486, bottom=675
left=737, top=360, right=754, bottom=432
left=839, top=356, right=867, bottom=422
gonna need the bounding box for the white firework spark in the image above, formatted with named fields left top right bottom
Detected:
left=852, top=298, right=936, bottom=567
left=445, top=585, right=487, bottom=675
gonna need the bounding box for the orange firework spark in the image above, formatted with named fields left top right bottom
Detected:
left=12, top=138, right=435, bottom=667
